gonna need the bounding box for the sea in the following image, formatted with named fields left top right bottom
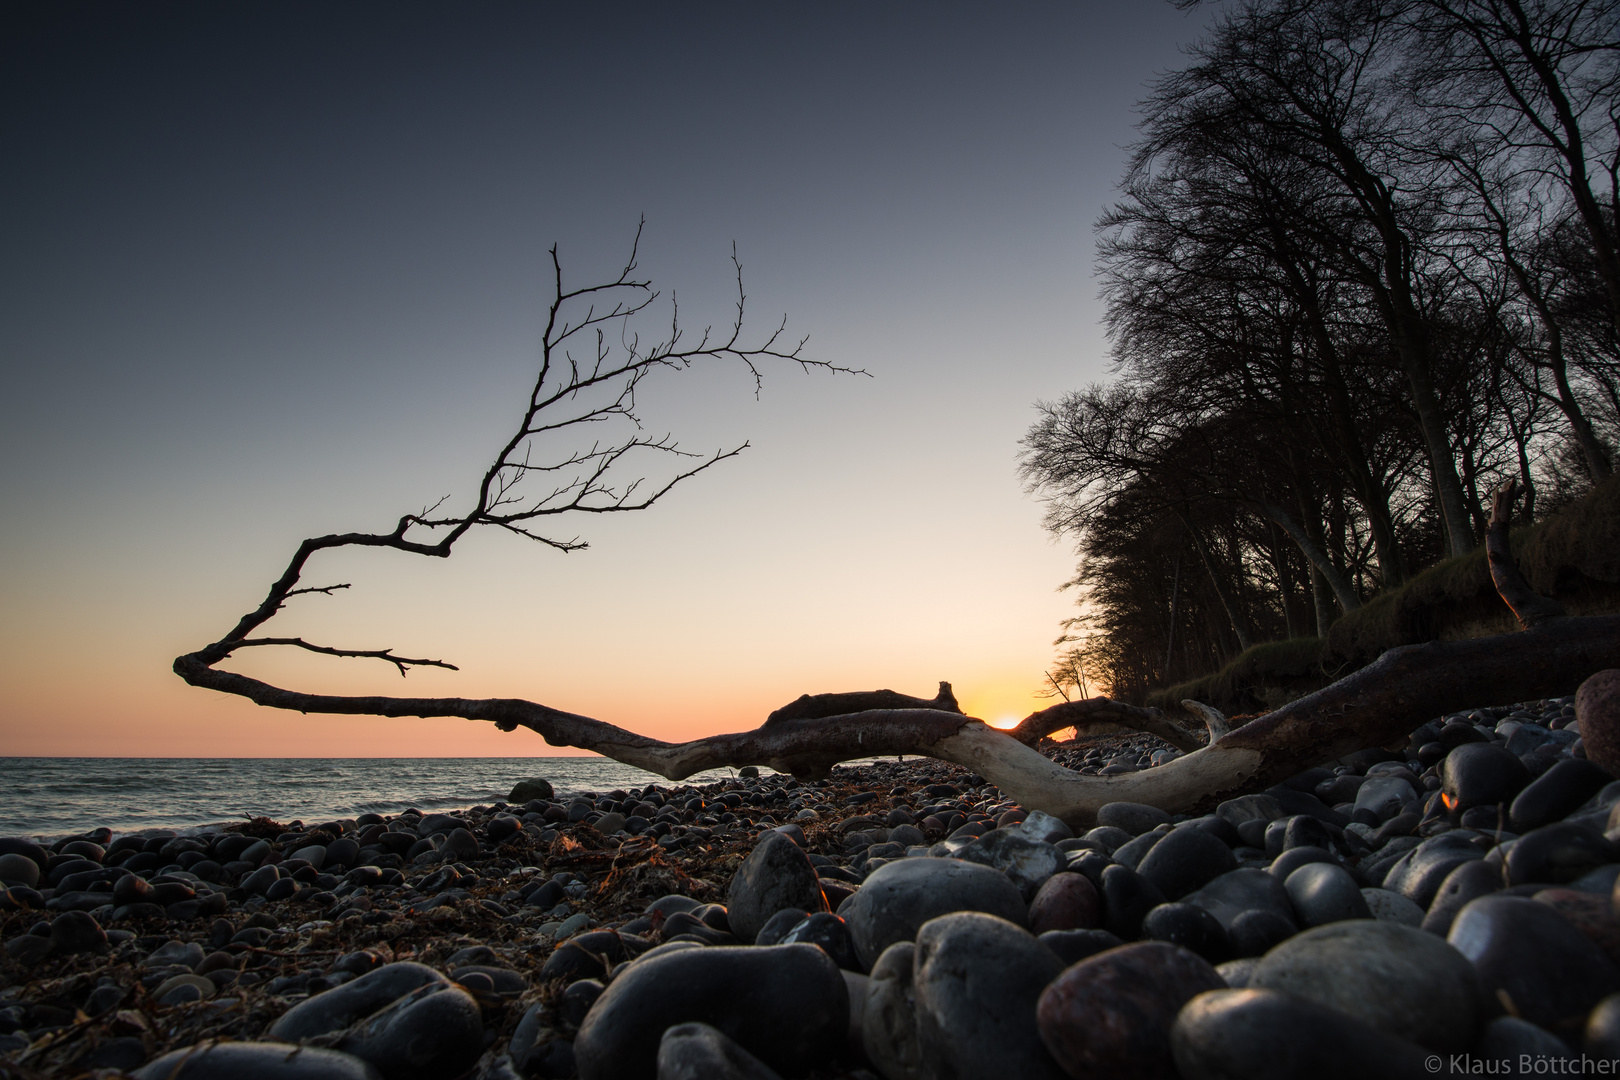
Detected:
left=0, top=757, right=769, bottom=841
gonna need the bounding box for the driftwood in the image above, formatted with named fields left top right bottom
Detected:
left=172, top=240, right=1620, bottom=828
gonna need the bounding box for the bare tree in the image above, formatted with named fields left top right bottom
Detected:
left=176, top=232, right=1620, bottom=827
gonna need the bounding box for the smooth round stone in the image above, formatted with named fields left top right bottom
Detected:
left=754, top=908, right=812, bottom=947
left=1228, top=910, right=1297, bottom=958
left=726, top=831, right=827, bottom=945
left=153, top=974, right=216, bottom=1003
left=1422, top=860, right=1504, bottom=936
left=1170, top=988, right=1431, bottom=1080
left=913, top=912, right=1066, bottom=1080
left=1444, top=743, right=1531, bottom=811
left=1214, top=794, right=1284, bottom=830
left=439, top=828, right=479, bottom=862
left=1037, top=941, right=1225, bottom=1080
left=270, top=962, right=449, bottom=1041
left=1449, top=895, right=1620, bottom=1040
left=1577, top=670, right=1620, bottom=777
left=954, top=829, right=1065, bottom=901
left=1141, top=903, right=1229, bottom=963
left=1509, top=758, right=1612, bottom=833
left=335, top=983, right=483, bottom=1080
left=1505, top=821, right=1619, bottom=886
left=49, top=910, right=105, bottom=954
left=541, top=930, right=645, bottom=982
left=1282, top=815, right=1334, bottom=853
left=1135, top=826, right=1238, bottom=900
left=507, top=778, right=554, bottom=803
left=0, top=854, right=39, bottom=889
left=1354, top=776, right=1416, bottom=820
left=1267, top=846, right=1335, bottom=881
left=1112, top=830, right=1164, bottom=869
left=1214, top=958, right=1257, bottom=988
left=657, top=1022, right=782, bottom=1080
left=132, top=1041, right=384, bottom=1080
left=144, top=939, right=205, bottom=970
left=1587, top=992, right=1620, bottom=1059
left=862, top=943, right=922, bottom=1080
left=1480, top=1015, right=1580, bottom=1072
left=1533, top=888, right=1620, bottom=965
left=574, top=944, right=847, bottom=1080
left=0, top=838, right=48, bottom=872
left=840, top=857, right=1025, bottom=971
left=1083, top=826, right=1133, bottom=852
left=324, top=838, right=360, bottom=868
left=291, top=844, right=327, bottom=869
left=1027, top=871, right=1100, bottom=934
left=1038, top=928, right=1125, bottom=966
left=1251, top=920, right=1480, bottom=1051
left=1360, top=888, right=1424, bottom=925
left=1283, top=863, right=1371, bottom=928
left=1101, top=863, right=1167, bottom=940
left=1097, top=802, right=1172, bottom=836
left=1381, top=833, right=1484, bottom=908
left=1182, top=868, right=1293, bottom=929
left=780, top=912, right=861, bottom=971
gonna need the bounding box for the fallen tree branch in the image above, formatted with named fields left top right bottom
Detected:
left=1005, top=697, right=1204, bottom=754
left=1180, top=699, right=1231, bottom=743
left=177, top=613, right=1620, bottom=828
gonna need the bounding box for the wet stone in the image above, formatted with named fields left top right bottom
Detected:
left=779, top=912, right=861, bottom=971
left=1037, top=941, right=1225, bottom=1080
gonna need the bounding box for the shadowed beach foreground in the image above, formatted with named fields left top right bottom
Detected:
left=5, top=694, right=1620, bottom=1079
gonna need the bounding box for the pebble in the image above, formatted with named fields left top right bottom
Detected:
left=1170, top=987, right=1432, bottom=1080
left=1027, top=871, right=1100, bottom=933
left=1576, top=670, right=1620, bottom=775
left=1360, top=887, right=1424, bottom=925
left=1443, top=742, right=1531, bottom=811
left=724, top=831, right=827, bottom=944
left=1140, top=902, right=1229, bottom=962
left=1282, top=862, right=1371, bottom=927
left=1037, top=941, right=1225, bottom=1080
left=269, top=962, right=449, bottom=1041
left=1100, top=863, right=1167, bottom=940
left=1249, top=920, right=1481, bottom=1050
left=1181, top=867, right=1293, bottom=929
left=840, top=856, right=1026, bottom=970
left=954, top=829, right=1064, bottom=900
left=574, top=944, right=847, bottom=1080
left=1504, top=820, right=1618, bottom=886
left=1096, top=802, right=1171, bottom=836
left=331, top=982, right=484, bottom=1080
left=1509, top=757, right=1612, bottom=832
left=912, top=912, right=1066, bottom=1080
left=656, top=1022, right=783, bottom=1080
left=1448, top=894, right=1620, bottom=1040
left=133, top=1041, right=385, bottom=1079
left=862, top=942, right=923, bottom=1080
left=1135, top=825, right=1238, bottom=900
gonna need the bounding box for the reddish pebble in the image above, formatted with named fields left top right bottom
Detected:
left=1576, top=670, right=1620, bottom=777
left=1028, top=872, right=1101, bottom=934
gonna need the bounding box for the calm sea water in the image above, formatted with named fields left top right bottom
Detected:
left=0, top=758, right=762, bottom=841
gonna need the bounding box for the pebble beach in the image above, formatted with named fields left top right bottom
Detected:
left=5, top=692, right=1620, bottom=1079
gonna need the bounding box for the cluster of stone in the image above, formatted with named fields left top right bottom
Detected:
left=3, top=680, right=1620, bottom=1079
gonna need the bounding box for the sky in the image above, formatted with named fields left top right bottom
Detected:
left=0, top=1, right=1217, bottom=757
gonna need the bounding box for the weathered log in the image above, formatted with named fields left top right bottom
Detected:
left=766, top=683, right=960, bottom=724
left=1006, top=697, right=1204, bottom=754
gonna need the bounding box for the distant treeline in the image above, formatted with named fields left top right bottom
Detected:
left=1021, top=0, right=1619, bottom=704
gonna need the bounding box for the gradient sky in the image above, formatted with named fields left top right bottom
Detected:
left=1, top=1, right=1215, bottom=757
